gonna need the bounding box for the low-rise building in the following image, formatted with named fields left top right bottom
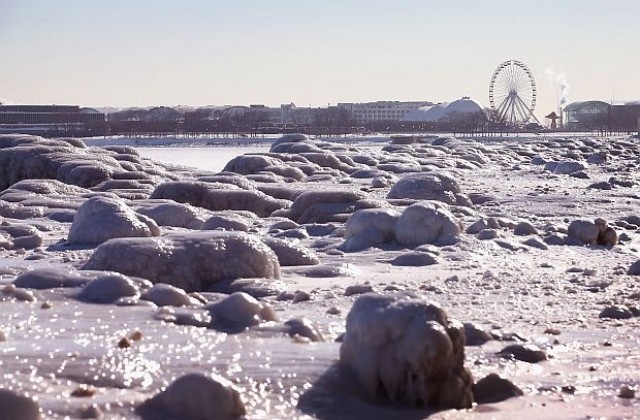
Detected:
left=337, top=101, right=432, bottom=124
left=0, top=104, right=106, bottom=135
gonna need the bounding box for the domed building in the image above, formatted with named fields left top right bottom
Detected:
left=403, top=103, right=449, bottom=122
left=403, top=97, right=486, bottom=122
left=442, top=97, right=486, bottom=120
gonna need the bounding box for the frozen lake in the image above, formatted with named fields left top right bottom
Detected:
left=136, top=145, right=270, bottom=172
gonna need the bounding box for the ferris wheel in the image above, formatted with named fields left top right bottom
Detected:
left=489, top=60, right=537, bottom=125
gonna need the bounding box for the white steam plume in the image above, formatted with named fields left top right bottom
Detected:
left=544, top=67, right=570, bottom=108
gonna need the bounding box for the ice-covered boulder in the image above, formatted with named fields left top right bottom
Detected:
left=340, top=293, right=473, bottom=408
left=0, top=389, right=41, bottom=420
left=283, top=190, right=370, bottom=224
left=549, top=160, right=587, bottom=175
left=13, top=267, right=92, bottom=289
left=76, top=273, right=141, bottom=304
left=150, top=181, right=289, bottom=217
left=269, top=133, right=311, bottom=152
left=67, top=196, right=160, bottom=245
left=223, top=154, right=284, bottom=175
left=395, top=201, right=461, bottom=246
left=201, top=214, right=251, bottom=232
left=136, top=373, right=246, bottom=420
left=387, top=173, right=471, bottom=206
left=0, top=223, right=43, bottom=250
left=142, top=283, right=199, bottom=307
left=207, top=291, right=277, bottom=330
left=342, top=208, right=400, bottom=252
left=261, top=237, right=320, bottom=266
left=136, top=201, right=205, bottom=230
left=567, top=218, right=617, bottom=246
left=83, top=232, right=281, bottom=292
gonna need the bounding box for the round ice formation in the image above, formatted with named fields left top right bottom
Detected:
left=340, top=293, right=473, bottom=408
left=201, top=214, right=250, bottom=232
left=387, top=172, right=471, bottom=206
left=0, top=389, right=41, bottom=420
left=136, top=373, right=246, bottom=420
left=284, top=190, right=369, bottom=224
left=142, top=283, right=199, bottom=307
left=136, top=201, right=205, bottom=229
left=84, top=232, right=281, bottom=292
left=261, top=237, right=319, bottom=266
left=13, top=267, right=91, bottom=289
left=342, top=208, right=400, bottom=251
left=77, top=273, right=140, bottom=304
left=394, top=201, right=461, bottom=246
left=68, top=196, right=159, bottom=245
left=150, top=181, right=288, bottom=217
left=207, top=292, right=277, bottom=329
left=269, top=133, right=310, bottom=152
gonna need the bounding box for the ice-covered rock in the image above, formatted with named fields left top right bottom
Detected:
left=387, top=173, right=471, bottom=206
left=552, top=160, right=587, bottom=175
left=67, top=196, right=160, bottom=245
left=282, top=190, right=370, bottom=224
left=207, top=292, right=277, bottom=330
left=136, top=373, right=246, bottom=420
left=136, top=201, right=205, bottom=229
left=472, top=374, right=523, bottom=404
left=83, top=232, right=281, bottom=292
left=340, top=293, right=473, bottom=408
left=342, top=208, right=400, bottom=252
left=269, top=133, right=310, bottom=151
left=13, top=267, right=92, bottom=289
left=77, top=273, right=141, bottom=304
left=284, top=318, right=324, bottom=342
left=261, top=237, right=320, bottom=266
left=567, top=218, right=617, bottom=246
left=394, top=201, right=461, bottom=246
left=390, top=251, right=438, bottom=266
left=201, top=214, right=251, bottom=232
left=142, top=283, right=199, bottom=307
left=0, top=223, right=43, bottom=250
left=0, top=389, right=41, bottom=420
left=150, top=181, right=289, bottom=217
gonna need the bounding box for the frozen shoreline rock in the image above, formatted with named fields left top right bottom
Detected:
left=67, top=196, right=160, bottom=245
left=150, top=180, right=289, bottom=217
left=137, top=373, right=246, bottom=420
left=83, top=231, right=281, bottom=292
left=387, top=172, right=471, bottom=206
left=395, top=201, right=461, bottom=246
left=342, top=208, right=400, bottom=252
left=340, top=293, right=473, bottom=408
left=0, top=389, right=41, bottom=420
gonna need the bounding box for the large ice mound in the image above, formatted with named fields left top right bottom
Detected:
left=67, top=196, right=160, bottom=245
left=136, top=373, right=246, bottom=420
left=340, top=293, right=473, bottom=408
left=83, top=231, right=281, bottom=292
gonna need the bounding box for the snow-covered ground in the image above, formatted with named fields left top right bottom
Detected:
left=0, top=133, right=639, bottom=419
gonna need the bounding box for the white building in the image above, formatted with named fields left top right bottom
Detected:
left=337, top=101, right=432, bottom=124
left=403, top=97, right=486, bottom=122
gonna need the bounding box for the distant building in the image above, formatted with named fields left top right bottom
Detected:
left=403, top=97, right=486, bottom=122
left=337, top=101, right=432, bottom=124
left=563, top=100, right=640, bottom=131
left=0, top=105, right=106, bottom=135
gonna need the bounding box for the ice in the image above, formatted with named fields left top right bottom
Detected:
left=0, top=133, right=639, bottom=418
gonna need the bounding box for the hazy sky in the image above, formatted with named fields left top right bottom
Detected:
left=1, top=0, right=638, bottom=118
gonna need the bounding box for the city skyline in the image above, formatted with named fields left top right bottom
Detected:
left=1, top=0, right=639, bottom=119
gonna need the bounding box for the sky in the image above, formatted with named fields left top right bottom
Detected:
left=1, top=0, right=639, bottom=119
